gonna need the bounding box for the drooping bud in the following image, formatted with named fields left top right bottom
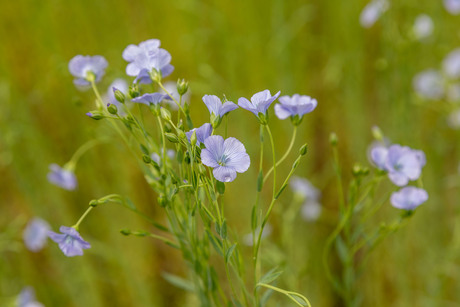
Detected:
left=86, top=111, right=104, bottom=120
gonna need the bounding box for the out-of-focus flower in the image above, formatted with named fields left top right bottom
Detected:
left=151, top=149, right=175, bottom=164
left=444, top=0, right=460, bottom=15
left=447, top=109, right=460, bottom=129
left=202, top=95, right=238, bottom=118
left=47, top=164, right=77, bottom=191
left=359, top=0, right=389, bottom=28
left=69, top=55, right=108, bottom=86
left=289, top=176, right=321, bottom=201
left=413, top=69, right=445, bottom=100
left=301, top=200, right=322, bottom=222
left=390, top=186, right=428, bottom=210
left=385, top=145, right=426, bottom=186
left=186, top=123, right=212, bottom=146
left=274, top=94, right=317, bottom=123
left=443, top=48, right=460, bottom=79
left=201, top=135, right=250, bottom=182
left=48, top=226, right=91, bottom=257
left=17, top=287, right=44, bottom=307
left=370, top=146, right=389, bottom=170
left=23, top=218, right=50, bottom=252
left=238, top=90, right=280, bottom=122
left=412, top=14, right=434, bottom=40
left=123, top=39, right=174, bottom=83
left=131, top=93, right=172, bottom=105
left=243, top=224, right=272, bottom=246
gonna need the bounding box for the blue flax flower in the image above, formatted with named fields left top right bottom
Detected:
left=274, top=94, right=317, bottom=123
left=390, top=186, right=428, bottom=210
left=203, top=95, right=238, bottom=118
left=47, top=164, right=77, bottom=191
left=186, top=123, right=212, bottom=146
left=238, top=90, right=280, bottom=123
left=68, top=55, right=108, bottom=86
left=48, top=226, right=91, bottom=257
left=444, top=0, right=460, bottom=15
left=385, top=145, right=426, bottom=186
left=17, top=287, right=44, bottom=307
left=132, top=92, right=172, bottom=105
left=123, top=39, right=174, bottom=83
left=23, top=218, right=50, bottom=252
left=201, top=135, right=250, bottom=182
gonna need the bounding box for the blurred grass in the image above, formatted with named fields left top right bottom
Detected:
left=1, top=0, right=460, bottom=306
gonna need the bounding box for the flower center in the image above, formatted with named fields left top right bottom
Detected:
left=217, top=155, right=228, bottom=166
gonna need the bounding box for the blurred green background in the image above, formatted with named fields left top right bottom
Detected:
left=1, top=0, right=460, bottom=306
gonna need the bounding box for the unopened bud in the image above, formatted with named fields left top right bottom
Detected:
left=142, top=154, right=152, bottom=164
left=107, top=103, right=118, bottom=115
left=89, top=199, right=99, bottom=207
left=177, top=129, right=186, bottom=141
left=329, top=132, right=338, bottom=146
left=372, top=126, right=384, bottom=142
left=299, top=143, right=308, bottom=156
left=86, top=111, right=104, bottom=120
left=177, top=79, right=189, bottom=96
left=120, top=229, right=131, bottom=236
left=165, top=133, right=180, bottom=143
left=190, top=130, right=197, bottom=146
left=128, top=84, right=140, bottom=99
left=113, top=87, right=125, bottom=103
left=160, top=108, right=171, bottom=121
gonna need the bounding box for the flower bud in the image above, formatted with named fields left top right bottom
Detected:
left=160, top=108, right=171, bottom=121
left=120, top=229, right=131, bottom=236
left=113, top=88, right=126, bottom=103
left=128, top=84, right=140, bottom=99
left=107, top=103, right=118, bottom=115
left=89, top=199, right=99, bottom=207
left=372, top=126, right=384, bottom=142
left=165, top=133, right=180, bottom=143
left=190, top=130, right=197, bottom=146
left=177, top=129, right=187, bottom=141
left=210, top=113, right=222, bottom=129
left=329, top=132, right=338, bottom=146
left=142, top=154, right=152, bottom=164
left=299, top=143, right=308, bottom=156
left=86, top=111, right=104, bottom=120
left=177, top=79, right=189, bottom=96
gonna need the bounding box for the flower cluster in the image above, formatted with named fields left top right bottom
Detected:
left=371, top=142, right=428, bottom=210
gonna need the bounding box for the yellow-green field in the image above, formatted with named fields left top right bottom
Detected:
left=1, top=0, right=460, bottom=306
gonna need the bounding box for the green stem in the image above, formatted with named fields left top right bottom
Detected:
left=65, top=139, right=101, bottom=171
left=72, top=206, right=94, bottom=230
left=158, top=81, right=187, bottom=117
left=263, top=125, right=297, bottom=183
